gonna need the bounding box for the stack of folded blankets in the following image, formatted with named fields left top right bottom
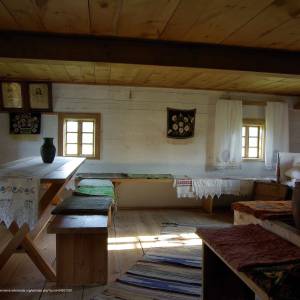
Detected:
left=51, top=178, right=115, bottom=223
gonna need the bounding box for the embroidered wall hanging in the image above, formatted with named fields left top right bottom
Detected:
left=9, top=112, right=41, bottom=134
left=167, top=108, right=196, bottom=139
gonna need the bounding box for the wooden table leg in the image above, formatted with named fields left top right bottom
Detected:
left=31, top=181, right=66, bottom=241
left=9, top=222, right=56, bottom=281
left=202, top=244, right=255, bottom=300
left=29, top=201, right=54, bottom=241
left=39, top=182, right=64, bottom=213
left=0, top=223, right=29, bottom=270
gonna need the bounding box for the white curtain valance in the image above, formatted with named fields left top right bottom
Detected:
left=265, top=102, right=289, bottom=169
left=213, top=100, right=243, bottom=169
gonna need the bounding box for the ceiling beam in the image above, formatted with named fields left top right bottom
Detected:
left=1, top=31, right=300, bottom=76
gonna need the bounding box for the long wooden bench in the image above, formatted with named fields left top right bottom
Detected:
left=47, top=215, right=108, bottom=286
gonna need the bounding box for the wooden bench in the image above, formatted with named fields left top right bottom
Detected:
left=51, top=195, right=113, bottom=227
left=47, top=215, right=108, bottom=286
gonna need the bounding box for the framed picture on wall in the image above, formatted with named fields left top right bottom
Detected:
left=167, top=108, right=196, bottom=139
left=0, top=82, right=25, bottom=111
left=28, top=82, right=52, bottom=112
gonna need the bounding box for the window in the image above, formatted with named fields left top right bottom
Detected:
left=58, top=113, right=100, bottom=159
left=242, top=119, right=264, bottom=160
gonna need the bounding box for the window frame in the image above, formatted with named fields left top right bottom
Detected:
left=58, top=113, right=100, bottom=159
left=242, top=119, right=265, bottom=161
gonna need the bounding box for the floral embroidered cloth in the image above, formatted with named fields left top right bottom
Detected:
left=0, top=176, right=40, bottom=229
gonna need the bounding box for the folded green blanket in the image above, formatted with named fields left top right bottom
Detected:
left=75, top=185, right=115, bottom=198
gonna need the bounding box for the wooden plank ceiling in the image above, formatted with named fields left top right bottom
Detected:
left=0, top=0, right=300, bottom=95
left=0, top=0, right=300, bottom=51
left=1, top=58, right=300, bottom=96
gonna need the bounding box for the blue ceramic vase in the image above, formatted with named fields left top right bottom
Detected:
left=40, top=137, right=56, bottom=163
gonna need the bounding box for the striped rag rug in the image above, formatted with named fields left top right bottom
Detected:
left=104, top=223, right=202, bottom=300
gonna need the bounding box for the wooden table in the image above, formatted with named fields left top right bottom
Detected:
left=0, top=156, right=86, bottom=281
left=47, top=215, right=108, bottom=286
left=197, top=230, right=269, bottom=300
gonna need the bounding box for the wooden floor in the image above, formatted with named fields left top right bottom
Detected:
left=0, top=208, right=232, bottom=300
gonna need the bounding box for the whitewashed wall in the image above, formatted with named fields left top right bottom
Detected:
left=0, top=84, right=299, bottom=207
left=0, top=114, right=58, bottom=163
left=52, top=84, right=298, bottom=177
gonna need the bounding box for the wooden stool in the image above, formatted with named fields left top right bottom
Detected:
left=47, top=215, right=108, bottom=286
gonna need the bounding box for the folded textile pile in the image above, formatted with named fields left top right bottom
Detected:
left=0, top=176, right=40, bottom=229
left=232, top=200, right=292, bottom=220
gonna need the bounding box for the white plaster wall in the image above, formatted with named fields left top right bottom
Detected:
left=53, top=84, right=298, bottom=178
left=0, top=83, right=299, bottom=207
left=0, top=114, right=58, bottom=164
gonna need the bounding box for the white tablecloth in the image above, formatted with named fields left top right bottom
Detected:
left=174, top=178, right=253, bottom=199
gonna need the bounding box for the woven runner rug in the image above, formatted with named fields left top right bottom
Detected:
left=104, top=223, right=203, bottom=300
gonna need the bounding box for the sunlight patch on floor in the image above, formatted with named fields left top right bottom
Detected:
left=108, top=233, right=202, bottom=251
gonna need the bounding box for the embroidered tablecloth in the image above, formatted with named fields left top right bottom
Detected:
left=0, top=176, right=40, bottom=229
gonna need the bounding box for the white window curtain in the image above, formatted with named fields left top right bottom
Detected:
left=213, top=100, right=243, bottom=169
left=265, top=102, right=289, bottom=169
